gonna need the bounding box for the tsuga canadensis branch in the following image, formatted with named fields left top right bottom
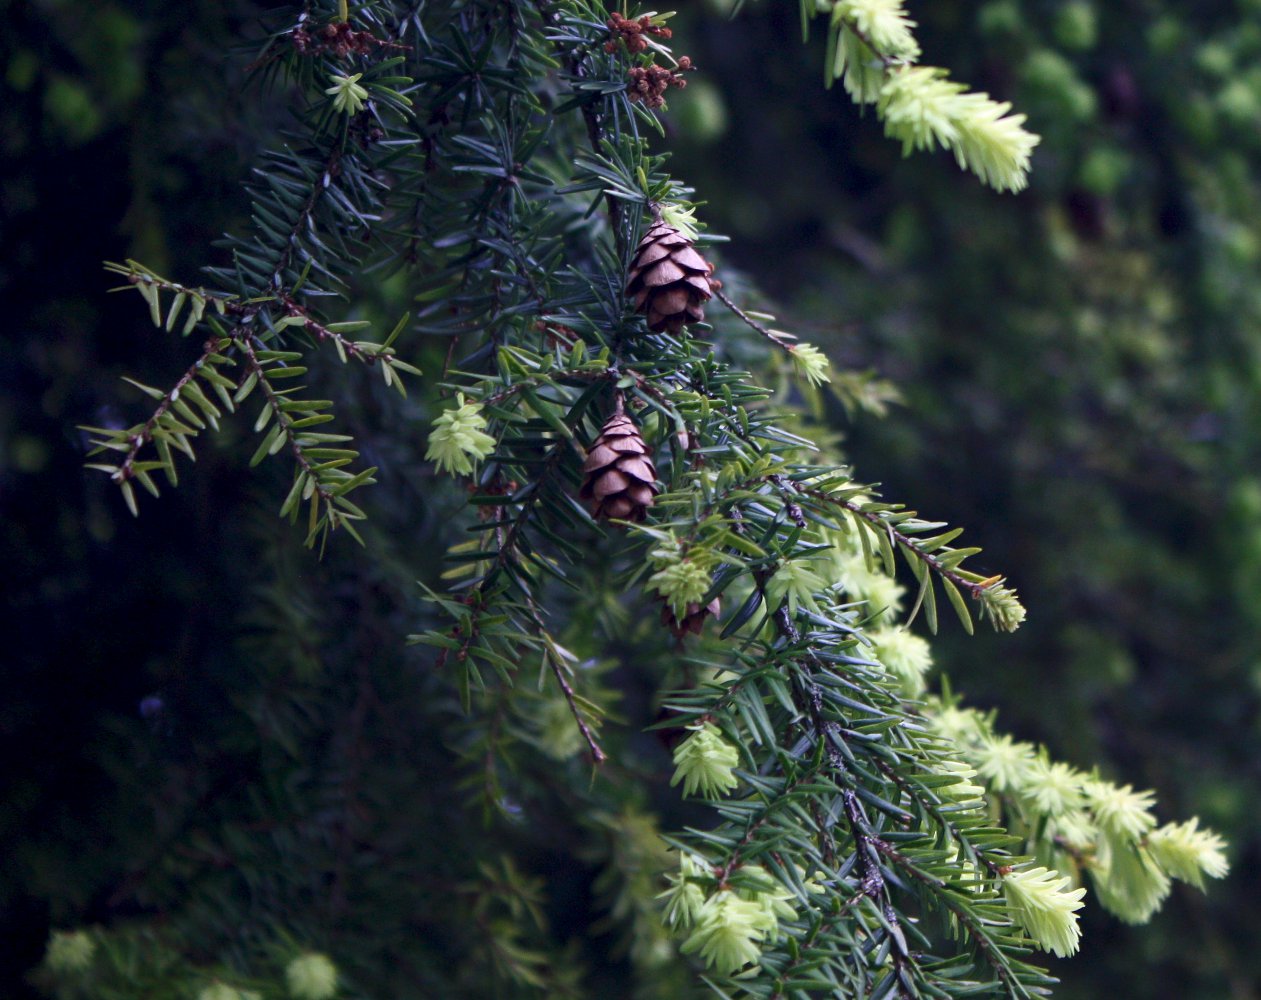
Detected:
left=69, top=4, right=1228, bottom=999
left=812, top=0, right=1041, bottom=192
left=712, top=286, right=796, bottom=354
left=529, top=606, right=608, bottom=764
left=794, top=480, right=1028, bottom=632
left=870, top=838, right=1025, bottom=994
left=238, top=336, right=340, bottom=506
left=85, top=337, right=229, bottom=516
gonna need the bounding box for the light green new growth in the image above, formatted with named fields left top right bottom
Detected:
left=817, top=0, right=1041, bottom=191
left=44, top=930, right=96, bottom=975
left=648, top=555, right=713, bottom=619
left=879, top=68, right=1040, bottom=192
left=285, top=952, right=338, bottom=1000
left=659, top=854, right=709, bottom=929
left=971, top=733, right=1036, bottom=793
left=425, top=394, right=497, bottom=476
left=325, top=73, right=368, bottom=115
left=1148, top=818, right=1230, bottom=890
left=835, top=0, right=920, bottom=60
left=788, top=342, right=832, bottom=386
left=1002, top=866, right=1087, bottom=957
left=927, top=699, right=1229, bottom=930
left=866, top=625, right=933, bottom=696
left=764, top=558, right=829, bottom=616
left=673, top=864, right=804, bottom=975
left=679, top=891, right=770, bottom=974
left=658, top=202, right=700, bottom=241
left=671, top=722, right=740, bottom=799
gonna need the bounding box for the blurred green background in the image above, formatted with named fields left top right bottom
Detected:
left=3, top=0, right=1259, bottom=996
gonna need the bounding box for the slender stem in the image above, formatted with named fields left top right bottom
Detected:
left=478, top=367, right=609, bottom=408
left=536, top=619, right=607, bottom=764
left=118, top=270, right=403, bottom=371
left=714, top=768, right=821, bottom=883
left=277, top=293, right=407, bottom=372
left=840, top=19, right=905, bottom=73
left=537, top=0, right=627, bottom=248
left=768, top=892, right=866, bottom=1000
left=871, top=839, right=1023, bottom=997
left=113, top=338, right=222, bottom=481
left=747, top=554, right=918, bottom=996
left=238, top=335, right=337, bottom=507
left=797, top=482, right=995, bottom=600
left=713, top=287, right=795, bottom=355
left=870, top=753, right=1007, bottom=877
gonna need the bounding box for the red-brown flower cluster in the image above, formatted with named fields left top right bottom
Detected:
left=292, top=21, right=386, bottom=58
left=467, top=477, right=521, bottom=522
left=660, top=597, right=721, bottom=640
left=626, top=59, right=693, bottom=109
left=604, top=12, right=672, bottom=55
left=533, top=318, right=580, bottom=350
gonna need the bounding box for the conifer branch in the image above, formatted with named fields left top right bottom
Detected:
left=69, top=5, right=1229, bottom=998
left=238, top=336, right=341, bottom=507
left=812, top=0, right=1040, bottom=192
left=97, top=337, right=230, bottom=506
left=712, top=286, right=797, bottom=354
left=530, top=608, right=608, bottom=764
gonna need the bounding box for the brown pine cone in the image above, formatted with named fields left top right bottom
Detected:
left=579, top=401, right=657, bottom=521
left=661, top=597, right=721, bottom=639
left=625, top=221, right=714, bottom=333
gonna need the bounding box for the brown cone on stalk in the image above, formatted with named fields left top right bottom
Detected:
left=625, top=219, right=714, bottom=333
left=661, top=597, right=721, bottom=639
left=580, top=397, right=657, bottom=521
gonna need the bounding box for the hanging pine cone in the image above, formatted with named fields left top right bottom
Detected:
left=625, top=220, right=714, bottom=333
left=661, top=597, right=721, bottom=639
left=580, top=400, right=657, bottom=521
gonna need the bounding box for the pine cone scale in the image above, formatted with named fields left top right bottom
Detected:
left=637, top=242, right=673, bottom=266
left=604, top=497, right=637, bottom=518
left=615, top=456, right=655, bottom=481
left=583, top=444, right=623, bottom=469
left=655, top=287, right=692, bottom=316
left=670, top=246, right=710, bottom=271
left=593, top=470, right=630, bottom=497
left=644, top=260, right=686, bottom=286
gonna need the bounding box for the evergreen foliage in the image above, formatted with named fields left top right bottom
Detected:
left=7, top=1, right=1242, bottom=998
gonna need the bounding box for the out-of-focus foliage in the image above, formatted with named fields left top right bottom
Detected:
left=1, top=1, right=1256, bottom=999
left=668, top=1, right=1261, bottom=996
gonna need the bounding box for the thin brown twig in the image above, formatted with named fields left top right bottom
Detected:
left=238, top=335, right=337, bottom=507
left=118, top=267, right=412, bottom=374
left=110, top=338, right=223, bottom=484
left=795, top=482, right=996, bottom=601
left=871, top=838, right=1023, bottom=995
left=713, top=287, right=795, bottom=354
left=536, top=619, right=607, bottom=764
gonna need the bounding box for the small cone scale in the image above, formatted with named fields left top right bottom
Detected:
left=580, top=397, right=657, bottom=521
left=625, top=220, right=714, bottom=333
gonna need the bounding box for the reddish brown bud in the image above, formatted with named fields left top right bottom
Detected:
left=661, top=597, right=721, bottom=639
